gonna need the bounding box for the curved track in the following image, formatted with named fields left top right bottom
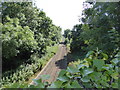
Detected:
left=30, top=44, right=68, bottom=84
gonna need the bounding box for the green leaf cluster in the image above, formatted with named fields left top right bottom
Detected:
left=4, top=51, right=119, bottom=88
left=2, top=2, right=62, bottom=85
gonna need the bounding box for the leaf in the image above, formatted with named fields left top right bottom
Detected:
left=115, top=52, right=120, bottom=58
left=32, top=79, right=39, bottom=85
left=67, top=66, right=80, bottom=74
left=57, top=75, right=69, bottom=82
left=111, top=72, right=119, bottom=79
left=28, top=85, right=35, bottom=88
left=100, top=75, right=107, bottom=81
left=39, top=75, right=50, bottom=80
left=83, top=68, right=93, bottom=77
left=58, top=70, right=67, bottom=77
left=93, top=83, right=102, bottom=88
left=48, top=81, right=63, bottom=88
left=101, top=53, right=108, bottom=60
left=77, top=64, right=86, bottom=69
left=111, top=58, right=119, bottom=65
left=86, top=51, right=94, bottom=58
left=106, top=64, right=114, bottom=68
left=36, top=79, right=45, bottom=88
left=111, top=83, right=118, bottom=88
left=102, top=66, right=109, bottom=71
left=83, top=62, right=89, bottom=68
left=32, top=79, right=45, bottom=88
left=71, top=80, right=81, bottom=88
left=64, top=83, right=72, bottom=88
left=99, top=80, right=109, bottom=87
left=93, top=59, right=105, bottom=70
left=81, top=76, right=90, bottom=82
left=35, top=83, right=45, bottom=88
left=82, top=82, right=93, bottom=88
left=6, top=16, right=11, bottom=21
left=66, top=73, right=74, bottom=78
left=89, top=72, right=102, bottom=81
left=85, top=58, right=92, bottom=62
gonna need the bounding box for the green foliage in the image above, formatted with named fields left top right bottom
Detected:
left=2, top=2, right=62, bottom=56
left=1, top=45, right=59, bottom=88
left=2, top=1, right=62, bottom=86
left=70, top=24, right=87, bottom=52
left=0, top=2, right=61, bottom=79
left=80, top=2, right=120, bottom=55
left=66, top=65, right=79, bottom=74
left=70, top=2, right=120, bottom=56
left=2, top=1, right=120, bottom=89
left=63, top=29, right=72, bottom=45
left=64, top=29, right=71, bottom=40
left=1, top=18, right=37, bottom=59
left=56, top=51, right=119, bottom=88
left=4, top=51, right=119, bottom=88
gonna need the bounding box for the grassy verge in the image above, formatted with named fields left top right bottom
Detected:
left=1, top=44, right=59, bottom=88
left=46, top=45, right=59, bottom=55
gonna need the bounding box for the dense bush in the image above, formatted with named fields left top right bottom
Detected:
left=70, top=24, right=87, bottom=52
left=81, top=2, right=120, bottom=55
left=1, top=1, right=62, bottom=86
left=1, top=45, right=58, bottom=87
left=2, top=2, right=62, bottom=47
left=2, top=1, right=120, bottom=89
left=61, top=1, right=120, bottom=88
left=65, top=2, right=120, bottom=56
left=2, top=2, right=61, bottom=69
left=1, top=17, right=37, bottom=60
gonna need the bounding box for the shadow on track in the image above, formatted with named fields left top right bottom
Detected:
left=55, top=56, right=67, bottom=69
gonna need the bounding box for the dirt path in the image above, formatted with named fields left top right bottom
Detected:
left=30, top=43, right=68, bottom=84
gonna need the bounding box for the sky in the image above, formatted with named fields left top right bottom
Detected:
left=35, top=0, right=86, bottom=32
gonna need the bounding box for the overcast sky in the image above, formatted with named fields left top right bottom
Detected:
left=35, top=0, right=86, bottom=32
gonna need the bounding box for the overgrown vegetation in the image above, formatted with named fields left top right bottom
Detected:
left=1, top=45, right=58, bottom=87
left=63, top=1, right=120, bottom=88
left=1, top=2, right=61, bottom=87
left=69, top=2, right=120, bottom=56
left=1, top=0, right=120, bottom=89
left=2, top=51, right=119, bottom=88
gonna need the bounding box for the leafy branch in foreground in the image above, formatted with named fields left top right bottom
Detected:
left=2, top=50, right=119, bottom=88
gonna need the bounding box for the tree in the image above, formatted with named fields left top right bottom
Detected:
left=2, top=2, right=62, bottom=71
left=64, top=29, right=71, bottom=44
left=2, top=2, right=62, bottom=55
left=80, top=2, right=120, bottom=56
left=70, top=24, right=87, bottom=52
